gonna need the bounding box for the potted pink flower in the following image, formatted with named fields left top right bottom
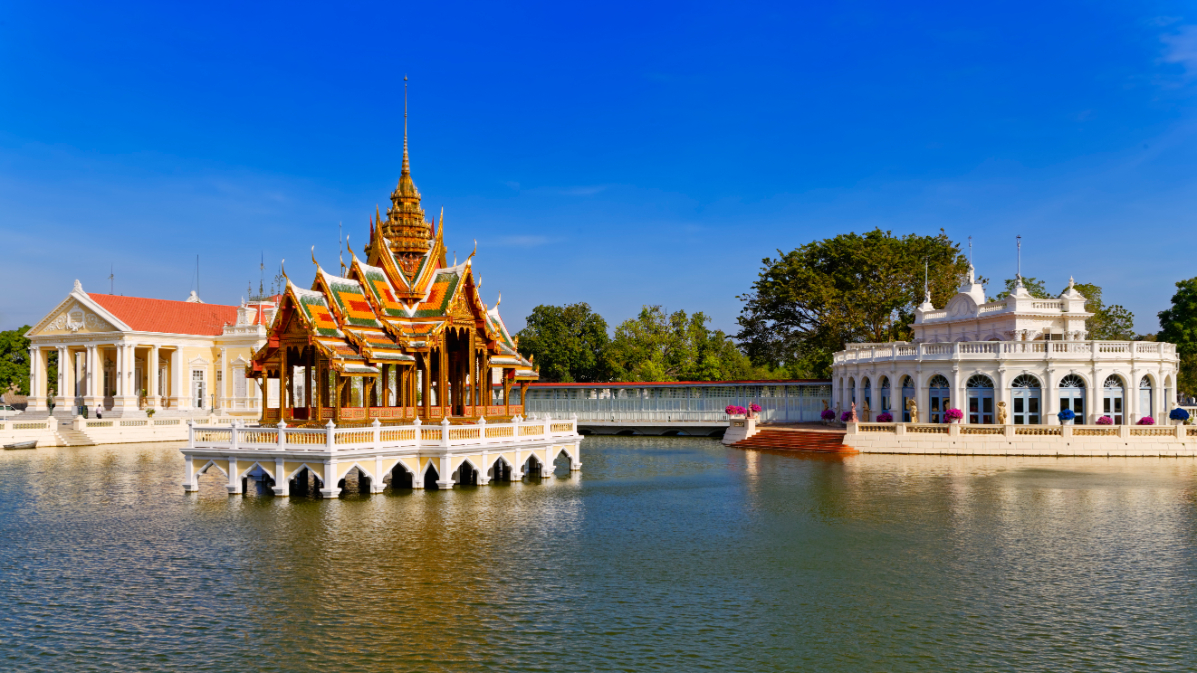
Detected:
left=749, top=403, right=762, bottom=419
left=944, top=408, right=964, bottom=424
left=1096, top=415, right=1113, bottom=425
left=1137, top=416, right=1155, bottom=425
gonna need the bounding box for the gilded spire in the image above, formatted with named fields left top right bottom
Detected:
left=381, top=74, right=432, bottom=260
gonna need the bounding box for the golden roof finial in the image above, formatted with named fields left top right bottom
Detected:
left=402, top=74, right=409, bottom=176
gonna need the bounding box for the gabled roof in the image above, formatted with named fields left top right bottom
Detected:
left=89, top=293, right=238, bottom=336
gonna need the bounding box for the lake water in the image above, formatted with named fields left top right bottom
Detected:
left=3, top=437, right=1197, bottom=671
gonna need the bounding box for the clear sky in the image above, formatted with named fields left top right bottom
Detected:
left=1, top=1, right=1195, bottom=336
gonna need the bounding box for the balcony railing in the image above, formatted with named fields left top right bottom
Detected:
left=188, top=416, right=578, bottom=454
left=834, top=340, right=1177, bottom=365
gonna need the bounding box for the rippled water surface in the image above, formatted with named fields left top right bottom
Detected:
left=3, top=438, right=1197, bottom=671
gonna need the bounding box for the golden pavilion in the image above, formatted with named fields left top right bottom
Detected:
left=250, top=119, right=538, bottom=426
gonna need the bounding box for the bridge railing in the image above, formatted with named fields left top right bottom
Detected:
left=188, top=416, right=578, bottom=453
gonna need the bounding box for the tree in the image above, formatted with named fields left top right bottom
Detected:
left=736, top=229, right=971, bottom=378
left=1071, top=283, right=1135, bottom=341
left=1159, top=277, right=1197, bottom=395
left=516, top=303, right=610, bottom=383
left=991, top=277, right=1050, bottom=301
left=608, top=306, right=761, bottom=382
left=0, top=326, right=31, bottom=396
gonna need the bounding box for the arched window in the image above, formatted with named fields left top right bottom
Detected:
left=967, top=374, right=994, bottom=388
left=1012, top=374, right=1041, bottom=388
left=928, top=375, right=950, bottom=423
left=1059, top=374, right=1086, bottom=420
left=966, top=374, right=994, bottom=423
left=1011, top=374, right=1041, bottom=425
left=879, top=376, right=891, bottom=412
left=1102, top=375, right=1125, bottom=424
left=1140, top=376, right=1153, bottom=424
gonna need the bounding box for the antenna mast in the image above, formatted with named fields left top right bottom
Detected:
left=108, top=264, right=114, bottom=294
left=1016, top=235, right=1022, bottom=285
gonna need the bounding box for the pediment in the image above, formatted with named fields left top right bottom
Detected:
left=946, top=294, right=978, bottom=318
left=29, top=299, right=120, bottom=336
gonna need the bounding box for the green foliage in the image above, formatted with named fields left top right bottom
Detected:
left=1159, top=277, right=1197, bottom=395
left=0, top=326, right=32, bottom=396
left=608, top=306, right=765, bottom=382
left=517, top=303, right=611, bottom=383
left=991, top=277, right=1050, bottom=300
left=1070, top=283, right=1135, bottom=341
left=736, top=228, right=970, bottom=378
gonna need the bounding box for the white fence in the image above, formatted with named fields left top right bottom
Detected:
left=526, top=383, right=832, bottom=424
left=190, top=416, right=579, bottom=454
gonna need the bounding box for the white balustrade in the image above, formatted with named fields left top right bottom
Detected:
left=189, top=416, right=579, bottom=453
left=837, top=340, right=1177, bottom=366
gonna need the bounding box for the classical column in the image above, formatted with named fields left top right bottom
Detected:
left=84, top=344, right=99, bottom=408
left=1044, top=369, right=1058, bottom=425
left=995, top=368, right=1009, bottom=424
left=438, top=345, right=448, bottom=417
left=147, top=346, right=159, bottom=409
left=172, top=349, right=186, bottom=410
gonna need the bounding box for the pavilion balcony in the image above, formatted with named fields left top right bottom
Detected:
left=834, top=340, right=1178, bottom=366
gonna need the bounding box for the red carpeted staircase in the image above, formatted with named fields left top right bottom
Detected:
left=731, top=428, right=857, bottom=453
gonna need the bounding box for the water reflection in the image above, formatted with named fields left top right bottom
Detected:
left=2, top=439, right=1197, bottom=671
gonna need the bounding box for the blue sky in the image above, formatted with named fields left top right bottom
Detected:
left=1, top=1, right=1195, bottom=336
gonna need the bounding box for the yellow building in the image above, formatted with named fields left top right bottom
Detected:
left=23, top=280, right=277, bottom=420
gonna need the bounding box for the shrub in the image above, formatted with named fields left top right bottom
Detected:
left=876, top=412, right=893, bottom=422
left=1138, top=416, right=1155, bottom=425
left=821, top=409, right=835, bottom=421
left=841, top=411, right=851, bottom=422
left=1058, top=409, right=1075, bottom=422
left=1095, top=415, right=1113, bottom=425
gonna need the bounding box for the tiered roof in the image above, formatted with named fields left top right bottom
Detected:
left=254, top=128, right=537, bottom=381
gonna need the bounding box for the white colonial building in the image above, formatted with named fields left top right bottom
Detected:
left=23, top=280, right=278, bottom=420
left=831, top=268, right=1179, bottom=425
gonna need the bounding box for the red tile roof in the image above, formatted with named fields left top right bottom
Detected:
left=88, top=293, right=239, bottom=336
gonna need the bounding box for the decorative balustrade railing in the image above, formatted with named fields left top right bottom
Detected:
left=188, top=416, right=579, bottom=454
left=849, top=422, right=1192, bottom=440
left=833, top=340, right=1178, bottom=365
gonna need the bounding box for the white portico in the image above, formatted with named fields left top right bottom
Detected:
left=22, top=280, right=277, bottom=420
left=832, top=269, right=1179, bottom=425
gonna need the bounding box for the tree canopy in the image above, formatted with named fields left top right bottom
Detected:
left=1159, top=277, right=1197, bottom=395
left=736, top=228, right=970, bottom=378
left=516, top=303, right=610, bottom=383
left=0, top=326, right=31, bottom=396
left=607, top=306, right=761, bottom=382
left=991, top=277, right=1050, bottom=300
left=1071, top=283, right=1135, bottom=341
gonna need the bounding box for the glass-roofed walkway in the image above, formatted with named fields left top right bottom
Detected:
left=522, top=380, right=832, bottom=436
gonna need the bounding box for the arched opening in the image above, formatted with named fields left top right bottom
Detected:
left=553, top=447, right=573, bottom=475
left=488, top=456, right=513, bottom=483
left=452, top=461, right=478, bottom=487
left=1011, top=374, right=1041, bottom=425
left=337, top=466, right=371, bottom=496
left=616, top=429, right=635, bottom=436
left=1103, top=375, right=1126, bottom=424
left=879, top=376, right=891, bottom=414
left=289, top=466, right=323, bottom=498
left=423, top=463, right=441, bottom=491
left=901, top=376, right=915, bottom=422
left=1140, top=376, right=1154, bottom=423
left=241, top=464, right=276, bottom=497
left=194, top=462, right=229, bottom=494
left=1059, top=374, right=1086, bottom=420
left=387, top=463, right=414, bottom=491
left=523, top=455, right=543, bottom=480
left=928, top=375, right=950, bottom=423
left=966, top=374, right=995, bottom=424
